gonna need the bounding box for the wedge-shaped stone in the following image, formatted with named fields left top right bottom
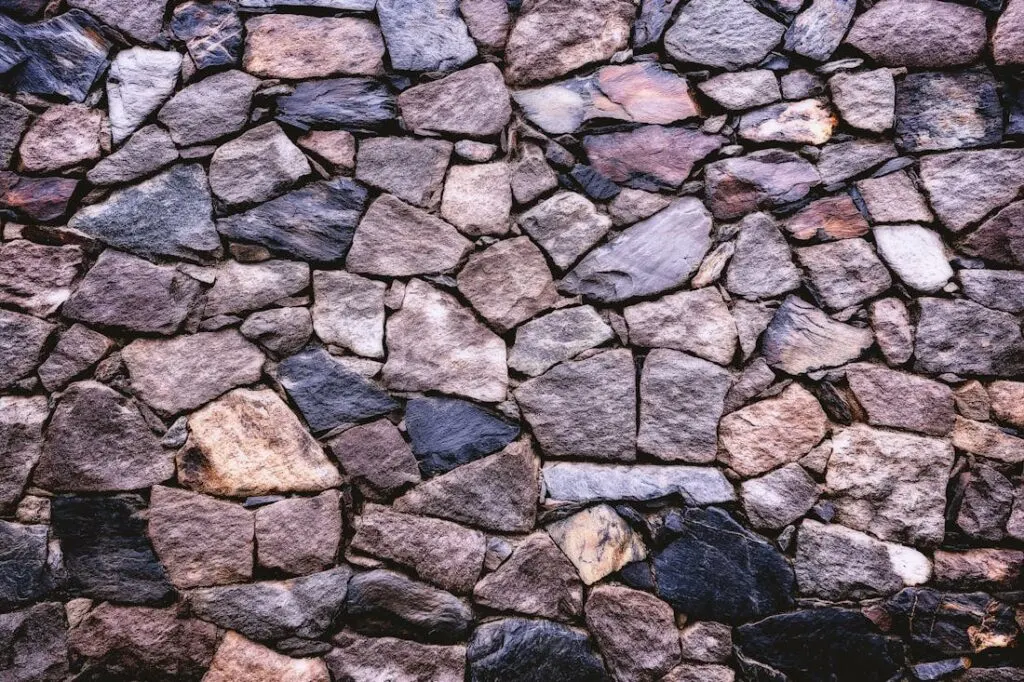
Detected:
left=255, top=490, right=341, bottom=576
left=0, top=309, right=53, bottom=390
left=327, top=419, right=421, bottom=500
left=509, top=306, right=614, bottom=377
left=915, top=298, right=1024, bottom=377
left=355, top=136, right=452, bottom=209
left=762, top=296, right=873, bottom=374
left=548, top=504, right=647, bottom=585
left=393, top=439, right=538, bottom=533
left=205, top=260, right=309, bottom=318
left=178, top=388, right=342, bottom=497
left=398, top=63, right=511, bottom=137
left=107, top=48, right=181, bottom=144
left=784, top=0, right=856, bottom=61
left=0, top=396, right=47, bottom=514
left=68, top=0, right=167, bottom=43
left=87, top=125, right=178, bottom=186
left=724, top=212, right=801, bottom=300
left=541, top=462, right=736, bottom=505
left=626, top=288, right=737, bottom=365
left=405, top=396, right=519, bottom=477
left=243, top=15, right=384, bottom=79
left=209, top=123, right=311, bottom=207
left=740, top=464, right=819, bottom=530
left=959, top=200, right=1024, bottom=268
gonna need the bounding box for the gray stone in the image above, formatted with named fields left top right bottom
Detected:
left=733, top=300, right=776, bottom=361
left=960, top=270, right=1024, bottom=314
left=243, top=15, right=385, bottom=79
left=33, top=381, right=173, bottom=492
left=87, top=125, right=179, bottom=186
left=326, top=632, right=466, bottom=682
left=0, top=396, right=48, bottom=514
left=511, top=143, right=558, bottom=205
left=255, top=490, right=342, bottom=576
left=275, top=77, right=397, bottom=131
left=0, top=602, right=68, bottom=682
left=69, top=164, right=221, bottom=263
left=724, top=212, right=801, bottom=300
left=508, top=306, right=614, bottom=376
left=784, top=0, right=856, bottom=61
left=64, top=250, right=204, bottom=335
left=345, top=569, right=473, bottom=643
left=347, top=194, right=471, bottom=277
left=440, top=162, right=512, bottom=236
left=0, top=96, right=30, bottom=168
left=585, top=584, right=681, bottom=682
left=705, top=150, right=820, bottom=220
left=0, top=521, right=50, bottom=610
left=678, top=622, right=732, bottom=665
left=829, top=69, right=895, bottom=133
left=541, top=462, right=736, bottom=505
left=698, top=70, right=781, bottom=111
left=0, top=240, right=83, bottom=318
left=327, top=419, right=421, bottom=500
left=561, top=198, right=712, bottom=303
left=355, top=137, right=452, bottom=209
left=37, top=325, right=113, bottom=392
left=638, top=349, right=732, bottom=464
left=919, top=149, right=1024, bottom=232
left=158, top=70, right=260, bottom=147
left=955, top=465, right=1013, bottom=542
left=626, top=287, right=737, bottom=365
left=665, top=0, right=785, bottom=69
left=209, top=123, right=311, bottom=207
left=762, top=296, right=873, bottom=374
left=723, top=358, right=775, bottom=413
left=794, top=238, right=892, bottom=311
left=241, top=307, right=313, bottom=358
left=398, top=63, right=511, bottom=137
left=848, top=363, right=955, bottom=435
left=518, top=191, right=612, bottom=271
left=68, top=0, right=168, bottom=43
left=845, top=0, right=987, bottom=67
left=205, top=259, right=309, bottom=318
left=816, top=139, right=897, bottom=186
left=855, top=171, right=932, bottom=224
left=107, top=48, right=181, bottom=144
left=516, top=349, right=636, bottom=461
left=0, top=308, right=53, bottom=390
left=405, top=396, right=519, bottom=477
left=894, top=69, right=1003, bottom=153
left=915, top=298, right=1024, bottom=377
left=740, top=464, right=819, bottom=530
left=377, top=0, right=476, bottom=72
left=634, top=0, right=683, bottom=49
left=873, top=224, right=952, bottom=293
left=311, top=270, right=385, bottom=359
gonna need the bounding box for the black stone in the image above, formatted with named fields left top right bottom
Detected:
left=217, top=178, right=369, bottom=263
left=0, top=10, right=110, bottom=103
left=405, top=396, right=520, bottom=477
left=170, top=0, right=243, bottom=71
left=0, top=603, right=68, bottom=682
left=275, top=347, right=398, bottom=433
left=0, top=520, right=49, bottom=610
left=1005, top=78, right=1024, bottom=137
left=650, top=507, right=795, bottom=624
left=345, top=569, right=473, bottom=644
left=885, top=588, right=1019, bottom=658
left=566, top=164, right=621, bottom=201
left=895, top=69, right=1003, bottom=153
left=50, top=495, right=173, bottom=605
left=0, top=0, right=48, bottom=19
left=276, top=78, right=396, bottom=131
left=467, top=617, right=612, bottom=682
left=734, top=608, right=904, bottom=682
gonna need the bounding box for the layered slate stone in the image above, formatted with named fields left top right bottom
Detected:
left=650, top=507, right=795, bottom=624
left=157, top=70, right=259, bottom=146
left=504, top=0, right=635, bottom=85
left=51, top=494, right=173, bottom=604
left=208, top=123, right=311, bottom=207
left=405, top=396, right=519, bottom=477
left=951, top=416, right=1024, bottom=464
left=626, top=288, right=737, bottom=365
left=784, top=194, right=870, bottom=240
left=664, top=0, right=785, bottom=69
left=376, top=0, right=476, bottom=72
left=106, top=48, right=181, bottom=144
left=170, top=0, right=243, bottom=71
left=255, top=490, right=342, bottom=576
left=467, top=618, right=611, bottom=682
left=356, top=137, right=451, bottom=208
left=0, top=396, right=47, bottom=514
left=704, top=150, right=820, bottom=220
left=275, top=347, right=397, bottom=433
left=827, top=424, right=955, bottom=547
left=844, top=0, right=987, bottom=67
left=217, top=178, right=369, bottom=263
left=68, top=164, right=221, bottom=263
left=884, top=587, right=1018, bottom=658
left=561, top=198, right=712, bottom=303
left=0, top=240, right=83, bottom=318
left=585, top=584, right=681, bottom=682
left=724, top=212, right=801, bottom=300
left=398, top=64, right=511, bottom=137
left=276, top=77, right=397, bottom=130
left=582, top=126, right=725, bottom=190
left=894, top=69, right=1003, bottom=153
left=383, top=279, right=508, bottom=402
left=0, top=309, right=53, bottom=390
left=509, top=306, right=614, bottom=377
left=393, top=440, right=538, bottom=533
left=345, top=569, right=473, bottom=643
left=33, top=381, right=173, bottom=492
left=847, top=364, right=955, bottom=435
left=204, top=632, right=330, bottom=682
left=243, top=15, right=385, bottom=79
left=919, top=149, right=1024, bottom=232
left=762, top=296, right=874, bottom=374
left=518, top=192, right=612, bottom=271
left=516, top=349, right=636, bottom=461
left=816, top=138, right=897, bottom=186
left=914, top=298, right=1024, bottom=377
left=328, top=419, right=420, bottom=500
left=541, top=462, right=736, bottom=505
left=178, top=388, right=342, bottom=497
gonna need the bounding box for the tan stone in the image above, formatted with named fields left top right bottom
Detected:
left=203, top=631, right=330, bottom=682
left=297, top=130, right=356, bottom=173
left=933, top=548, right=1024, bottom=591
left=441, top=162, right=512, bottom=236
left=243, top=15, right=384, bottom=79
left=952, top=416, right=1024, bottom=464
left=546, top=504, right=646, bottom=585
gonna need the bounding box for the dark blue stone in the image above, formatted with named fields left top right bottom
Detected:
left=405, top=396, right=519, bottom=477
left=0, top=520, right=49, bottom=610
left=276, top=347, right=398, bottom=433
left=468, top=618, right=611, bottom=682
left=276, top=78, right=396, bottom=131
left=170, top=0, right=243, bottom=71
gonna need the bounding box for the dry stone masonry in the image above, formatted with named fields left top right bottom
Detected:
left=1, top=0, right=1024, bottom=680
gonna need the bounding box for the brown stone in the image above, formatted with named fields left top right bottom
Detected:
left=933, top=549, right=1024, bottom=591
left=310, top=270, right=385, bottom=359
left=990, top=381, right=1024, bottom=429
left=18, top=104, right=103, bottom=173
left=724, top=212, right=801, bottom=300
left=995, top=0, right=1024, bottom=65
left=0, top=172, right=78, bottom=223
left=440, top=162, right=512, bottom=236
left=398, top=63, right=511, bottom=137
left=204, top=631, right=330, bottom=682
left=327, top=419, right=420, bottom=501
left=954, top=380, right=990, bottom=421
left=243, top=15, right=384, bottom=79
left=585, top=584, right=681, bottom=682
left=847, top=363, right=955, bottom=435
left=461, top=0, right=510, bottom=50
left=583, top=126, right=725, bottom=190
left=255, top=490, right=342, bottom=576
left=951, top=417, right=1024, bottom=464
left=783, top=195, right=869, bottom=241
left=205, top=259, right=310, bottom=318
left=297, top=130, right=356, bottom=173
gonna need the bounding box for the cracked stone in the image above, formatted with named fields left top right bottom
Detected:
left=170, top=0, right=243, bottom=71
left=762, top=296, right=874, bottom=374
left=794, top=238, right=892, bottom=311
left=784, top=0, right=856, bottom=61
left=518, top=191, right=612, bottom=271
left=547, top=503, right=647, bottom=585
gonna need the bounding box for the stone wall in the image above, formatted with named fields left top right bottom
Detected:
left=1, top=0, right=1024, bottom=680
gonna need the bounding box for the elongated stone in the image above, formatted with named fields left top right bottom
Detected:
left=205, top=632, right=329, bottom=682
left=276, top=78, right=396, bottom=131
left=326, top=633, right=466, bottom=682
left=959, top=200, right=1024, bottom=268
left=541, top=462, right=736, bottom=504
left=0, top=309, right=54, bottom=390
left=243, top=15, right=384, bottom=79
left=847, top=363, right=955, bottom=435
left=738, top=99, right=837, bottom=145
left=583, top=126, right=724, bottom=191
left=0, top=396, right=48, bottom=514
left=698, top=70, right=780, bottom=111
left=915, top=298, right=1024, bottom=377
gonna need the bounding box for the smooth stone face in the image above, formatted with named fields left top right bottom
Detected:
left=205, top=259, right=309, bottom=318
left=844, top=0, right=987, bottom=67
left=0, top=396, right=48, bottom=514
left=794, top=238, right=892, bottom=311
left=398, top=63, right=511, bottom=137
left=855, top=171, right=933, bottom=224
left=276, top=77, right=397, bottom=130
left=255, top=490, right=341, bottom=575
left=504, top=0, right=635, bottom=85
left=243, top=15, right=384, bottom=79
left=516, top=349, right=636, bottom=461
left=665, top=0, right=785, bottom=69
left=347, top=194, right=471, bottom=277
left=698, top=70, right=781, bottom=111
left=351, top=504, right=485, bottom=594
left=355, top=137, right=452, bottom=209
left=583, top=126, right=725, bottom=191
left=326, top=632, right=466, bottom=682
left=0, top=602, right=69, bottom=682
left=704, top=149, right=820, bottom=220
left=963, top=270, right=1024, bottom=314
left=121, top=330, right=265, bottom=416
left=158, top=70, right=259, bottom=147
left=472, top=532, right=583, bottom=621
left=64, top=250, right=203, bottom=335
left=638, top=350, right=732, bottom=464
left=458, top=236, right=559, bottom=332
left=0, top=96, right=31, bottom=168
left=87, top=125, right=179, bottom=186
left=959, top=200, right=1024, bottom=267
left=509, top=306, right=614, bottom=377
left=393, top=439, right=538, bottom=533
left=0, top=308, right=53, bottom=390
left=762, top=296, right=874, bottom=374
left=561, top=198, right=712, bottom=303
left=188, top=566, right=352, bottom=641
left=738, top=99, right=837, bottom=145
left=829, top=69, right=895, bottom=133
left=919, top=149, right=1024, bottom=233
left=847, top=364, right=955, bottom=435
left=170, top=0, right=243, bottom=71
left=204, top=632, right=330, bottom=682
left=547, top=504, right=647, bottom=585
left=147, top=485, right=254, bottom=589
left=209, top=123, right=311, bottom=207
left=720, top=383, right=828, bottom=478
left=106, top=48, right=181, bottom=144
left=724, top=212, right=801, bottom=300
left=734, top=608, right=904, bottom=682
left=405, top=396, right=519, bottom=477
left=51, top=495, right=173, bottom=604
left=217, top=178, right=369, bottom=263
left=585, top=584, right=681, bottom=682
left=441, top=162, right=512, bottom=236
left=178, top=388, right=342, bottom=497
left=740, top=464, right=819, bottom=530
left=541, top=462, right=736, bottom=505
left=68, top=0, right=167, bottom=43
left=18, top=104, right=103, bottom=173
left=0, top=521, right=49, bottom=609
left=827, top=424, right=955, bottom=547
left=345, top=569, right=473, bottom=643
left=469, top=618, right=611, bottom=682
left=377, top=0, right=476, bottom=72
left=894, top=69, right=1003, bottom=152
left=69, top=164, right=221, bottom=263
left=33, top=381, right=173, bottom=492
left=311, top=270, right=385, bottom=359
left=626, top=288, right=737, bottom=365
left=327, top=419, right=421, bottom=500
left=383, top=279, right=508, bottom=402
left=915, top=298, right=1024, bottom=377
left=651, top=507, right=795, bottom=624
left=518, top=192, right=612, bottom=271
left=795, top=520, right=930, bottom=600
left=784, top=0, right=856, bottom=61
left=873, top=224, right=952, bottom=293
left=0, top=240, right=83, bottom=317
